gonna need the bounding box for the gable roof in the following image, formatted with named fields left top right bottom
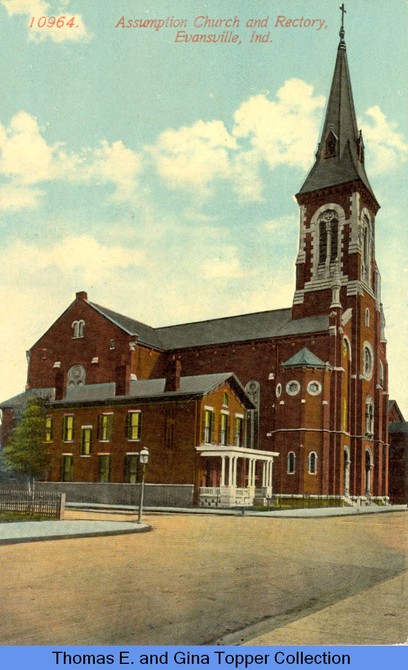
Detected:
left=388, top=421, right=408, bottom=435
left=388, top=400, right=405, bottom=423
left=81, top=302, right=329, bottom=351
left=281, top=347, right=326, bottom=369
left=88, top=302, right=163, bottom=349
left=0, top=387, right=55, bottom=410
left=1, top=374, right=255, bottom=410
left=156, top=309, right=328, bottom=350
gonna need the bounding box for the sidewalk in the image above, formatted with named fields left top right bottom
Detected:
left=244, top=569, right=408, bottom=646
left=66, top=501, right=408, bottom=518
left=0, top=518, right=150, bottom=545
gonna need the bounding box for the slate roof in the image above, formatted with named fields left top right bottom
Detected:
left=89, top=302, right=163, bottom=348
left=281, top=347, right=326, bottom=369
left=85, top=303, right=329, bottom=351
left=388, top=422, right=408, bottom=434
left=0, top=387, right=55, bottom=409
left=297, top=35, right=377, bottom=206
left=2, top=374, right=254, bottom=410
left=153, top=309, right=327, bottom=350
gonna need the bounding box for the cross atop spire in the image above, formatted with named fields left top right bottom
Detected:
left=339, top=4, right=346, bottom=46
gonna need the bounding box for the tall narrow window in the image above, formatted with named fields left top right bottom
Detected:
left=287, top=451, right=296, bottom=474
left=330, top=219, right=338, bottom=261
left=124, top=454, right=140, bottom=483
left=98, top=455, right=111, bottom=482
left=319, top=220, right=327, bottom=266
left=234, top=417, right=244, bottom=447
left=220, top=413, right=229, bottom=446
left=203, top=409, right=215, bottom=444
left=98, top=413, right=113, bottom=441
left=61, top=455, right=74, bottom=482
left=80, top=426, right=93, bottom=455
left=62, top=415, right=75, bottom=442
left=361, top=215, right=372, bottom=286
left=126, top=411, right=142, bottom=440
left=45, top=416, right=53, bottom=442
left=318, top=210, right=339, bottom=271
left=365, top=397, right=374, bottom=438
left=308, top=452, right=318, bottom=475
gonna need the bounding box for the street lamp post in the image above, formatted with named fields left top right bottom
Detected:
left=137, top=447, right=149, bottom=524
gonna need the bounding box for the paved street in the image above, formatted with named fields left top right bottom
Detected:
left=0, top=511, right=407, bottom=645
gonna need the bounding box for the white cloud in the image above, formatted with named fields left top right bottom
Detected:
left=151, top=119, right=237, bottom=194
left=233, top=79, right=325, bottom=171
left=2, top=235, right=144, bottom=284
left=78, top=141, right=142, bottom=204
left=150, top=79, right=325, bottom=201
left=0, top=183, right=43, bottom=210
left=360, top=105, right=408, bottom=174
left=201, top=246, right=244, bottom=280
left=0, top=112, right=142, bottom=210
left=0, top=0, right=92, bottom=43
left=1, top=0, right=49, bottom=13
left=0, top=112, right=55, bottom=184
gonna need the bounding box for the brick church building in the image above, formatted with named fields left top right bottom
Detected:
left=0, top=23, right=391, bottom=506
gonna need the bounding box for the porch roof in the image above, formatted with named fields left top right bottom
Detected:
left=196, top=445, right=279, bottom=460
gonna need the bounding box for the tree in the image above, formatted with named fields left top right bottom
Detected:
left=3, top=397, right=53, bottom=493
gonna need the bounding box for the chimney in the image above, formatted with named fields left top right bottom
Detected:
left=55, top=371, right=65, bottom=401
left=116, top=364, right=130, bottom=396
left=76, top=291, right=88, bottom=301
left=165, top=357, right=181, bottom=392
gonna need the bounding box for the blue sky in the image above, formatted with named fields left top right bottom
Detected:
left=0, top=0, right=407, bottom=415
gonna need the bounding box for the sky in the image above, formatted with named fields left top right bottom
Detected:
left=0, top=0, right=407, bottom=416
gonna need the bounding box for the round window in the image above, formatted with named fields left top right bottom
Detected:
left=307, top=380, right=322, bottom=396
left=286, top=380, right=300, bottom=396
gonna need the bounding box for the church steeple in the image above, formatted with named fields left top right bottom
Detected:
left=292, top=7, right=381, bottom=321
left=297, top=7, right=378, bottom=208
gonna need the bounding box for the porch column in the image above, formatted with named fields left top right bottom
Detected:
left=232, top=457, right=238, bottom=486
left=228, top=456, right=233, bottom=486
left=250, top=459, right=256, bottom=487
left=247, top=459, right=252, bottom=486
left=262, top=460, right=267, bottom=487
left=220, top=456, right=226, bottom=486
left=268, top=460, right=273, bottom=488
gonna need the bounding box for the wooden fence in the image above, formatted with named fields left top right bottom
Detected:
left=0, top=488, right=66, bottom=519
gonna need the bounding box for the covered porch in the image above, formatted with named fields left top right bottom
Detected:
left=196, top=445, right=279, bottom=508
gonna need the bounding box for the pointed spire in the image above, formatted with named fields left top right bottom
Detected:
left=297, top=7, right=378, bottom=207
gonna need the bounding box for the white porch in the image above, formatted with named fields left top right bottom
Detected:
left=196, top=445, right=279, bottom=508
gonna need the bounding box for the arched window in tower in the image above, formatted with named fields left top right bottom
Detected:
left=324, top=130, right=338, bottom=158
left=318, top=210, right=339, bottom=274
left=361, top=215, right=372, bottom=286
left=342, top=338, right=351, bottom=432
left=363, top=343, right=373, bottom=379
left=365, top=396, right=374, bottom=438
left=308, top=452, right=318, bottom=475
left=287, top=451, right=296, bottom=474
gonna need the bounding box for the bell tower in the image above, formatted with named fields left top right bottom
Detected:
left=292, top=6, right=380, bottom=320
left=290, top=6, right=389, bottom=501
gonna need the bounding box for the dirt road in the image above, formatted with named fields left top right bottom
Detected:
left=0, top=511, right=406, bottom=645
